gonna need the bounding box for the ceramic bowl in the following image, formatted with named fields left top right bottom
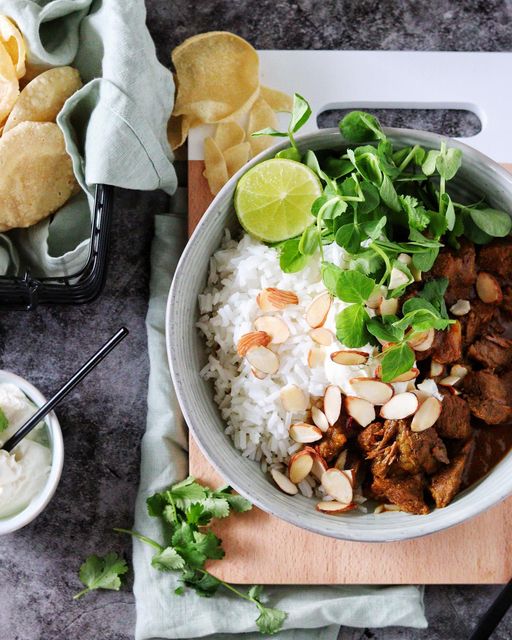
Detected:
left=166, top=128, right=512, bottom=542
left=0, top=370, right=63, bottom=535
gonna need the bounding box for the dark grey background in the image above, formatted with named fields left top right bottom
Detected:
left=1, top=1, right=511, bottom=639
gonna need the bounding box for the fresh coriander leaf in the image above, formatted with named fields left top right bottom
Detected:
left=335, top=223, right=361, bottom=253
left=275, top=146, right=301, bottom=161
left=223, top=493, right=252, bottom=513
left=336, top=271, right=376, bottom=303
left=422, top=149, right=440, bottom=176
left=167, top=477, right=207, bottom=509
left=248, top=585, right=264, bottom=600
left=339, top=111, right=385, bottom=142
left=200, top=496, right=230, bottom=519
left=279, top=237, right=309, bottom=273
left=256, top=605, right=288, bottom=635
left=289, top=93, right=311, bottom=134
left=366, top=317, right=404, bottom=344
left=0, top=408, right=8, bottom=432
left=146, top=492, right=166, bottom=517
left=186, top=503, right=212, bottom=526
left=467, top=207, right=512, bottom=237
left=175, top=586, right=185, bottom=596
left=252, top=127, right=288, bottom=138
left=380, top=342, right=415, bottom=382
left=335, top=304, right=371, bottom=348
left=399, top=195, right=429, bottom=231
left=439, top=193, right=455, bottom=231
left=152, top=547, right=186, bottom=571
left=74, top=553, right=128, bottom=600
left=298, top=225, right=320, bottom=256
left=193, top=530, right=225, bottom=561
left=436, top=146, right=462, bottom=180
left=321, top=262, right=344, bottom=296
left=182, top=569, right=221, bottom=597
left=379, top=174, right=401, bottom=212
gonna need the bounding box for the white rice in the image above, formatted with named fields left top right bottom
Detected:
left=198, top=231, right=342, bottom=494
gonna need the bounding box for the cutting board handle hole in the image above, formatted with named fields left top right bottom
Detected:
left=317, top=107, right=482, bottom=138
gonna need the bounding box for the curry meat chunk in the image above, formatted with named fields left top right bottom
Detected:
left=371, top=474, right=429, bottom=515
left=430, top=440, right=473, bottom=508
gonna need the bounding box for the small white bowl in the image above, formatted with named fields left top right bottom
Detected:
left=0, top=370, right=63, bottom=535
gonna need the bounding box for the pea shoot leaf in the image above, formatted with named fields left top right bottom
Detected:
left=289, top=93, right=311, bottom=134
left=279, top=237, right=310, bottom=273
left=335, top=304, right=371, bottom=347
left=321, top=261, right=344, bottom=296
left=380, top=342, right=415, bottom=382
left=340, top=111, right=385, bottom=142
left=336, top=271, right=376, bottom=303
left=467, top=207, right=512, bottom=238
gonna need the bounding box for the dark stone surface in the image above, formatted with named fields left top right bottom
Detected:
left=1, top=1, right=512, bottom=639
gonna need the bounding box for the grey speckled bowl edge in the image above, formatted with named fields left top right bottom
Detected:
left=166, top=128, right=512, bottom=542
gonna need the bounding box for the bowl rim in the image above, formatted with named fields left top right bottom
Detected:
left=167, top=126, right=512, bottom=542
left=0, top=370, right=63, bottom=535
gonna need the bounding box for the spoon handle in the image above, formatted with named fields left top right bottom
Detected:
left=2, top=327, right=129, bottom=453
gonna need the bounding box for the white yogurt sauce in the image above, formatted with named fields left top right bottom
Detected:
left=0, top=383, right=51, bottom=519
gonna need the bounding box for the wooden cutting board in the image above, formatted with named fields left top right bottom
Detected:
left=187, top=50, right=512, bottom=584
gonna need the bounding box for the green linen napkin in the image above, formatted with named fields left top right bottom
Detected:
left=133, top=212, right=428, bottom=640
left=0, top=0, right=176, bottom=277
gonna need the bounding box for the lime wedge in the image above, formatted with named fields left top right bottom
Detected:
left=234, top=158, right=322, bottom=243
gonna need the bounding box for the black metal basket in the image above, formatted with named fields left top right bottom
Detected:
left=0, top=184, right=114, bottom=310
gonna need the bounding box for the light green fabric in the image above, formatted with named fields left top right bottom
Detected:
left=133, top=213, right=428, bottom=640
left=0, top=0, right=176, bottom=277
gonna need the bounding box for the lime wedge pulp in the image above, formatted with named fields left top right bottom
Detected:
left=234, top=158, right=322, bottom=243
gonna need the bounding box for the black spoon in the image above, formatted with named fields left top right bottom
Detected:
left=469, top=578, right=512, bottom=640
left=1, top=327, right=129, bottom=453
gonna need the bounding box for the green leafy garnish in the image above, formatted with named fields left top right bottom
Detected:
left=0, top=408, right=8, bottom=432
left=73, top=553, right=128, bottom=600
left=113, top=478, right=285, bottom=636
left=335, top=304, right=371, bottom=348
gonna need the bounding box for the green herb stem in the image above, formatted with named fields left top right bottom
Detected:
left=370, top=242, right=392, bottom=285
left=397, top=144, right=419, bottom=173
left=114, top=528, right=164, bottom=552
left=72, top=587, right=91, bottom=600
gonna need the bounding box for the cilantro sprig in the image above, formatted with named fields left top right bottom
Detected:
left=0, top=408, right=9, bottom=432
left=73, top=552, right=128, bottom=600
left=114, top=477, right=287, bottom=636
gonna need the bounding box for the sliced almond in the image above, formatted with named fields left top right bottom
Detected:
left=334, top=449, right=348, bottom=471
left=257, top=287, right=298, bottom=311
left=254, top=316, right=290, bottom=344
left=397, top=253, right=412, bottom=265
left=378, top=297, right=399, bottom=316
left=366, top=289, right=384, bottom=309
left=316, top=500, right=354, bottom=514
left=289, top=422, right=323, bottom=444
left=388, top=267, right=409, bottom=290
left=450, top=299, right=471, bottom=316
left=309, top=327, right=334, bottom=346
left=330, top=350, right=369, bottom=366
left=375, top=503, right=401, bottom=514
left=388, top=368, right=419, bottom=383
left=321, top=468, right=353, bottom=504
left=344, top=396, right=376, bottom=427
left=412, top=328, right=435, bottom=352
left=251, top=368, right=267, bottom=380
left=288, top=450, right=314, bottom=484
left=270, top=468, right=298, bottom=495
left=406, top=330, right=429, bottom=349
left=308, top=347, right=325, bottom=368
left=350, top=378, right=394, bottom=405
left=237, top=331, right=271, bottom=356
left=245, top=346, right=279, bottom=374
left=450, top=364, right=468, bottom=379
left=439, top=375, right=461, bottom=387
left=476, top=272, right=503, bottom=304
left=324, top=385, right=342, bottom=425
left=430, top=361, right=444, bottom=377
left=411, top=396, right=442, bottom=432
left=304, top=447, right=328, bottom=479
left=306, top=292, right=332, bottom=328
left=380, top=392, right=419, bottom=420
left=311, top=406, right=329, bottom=432
left=280, top=384, right=309, bottom=413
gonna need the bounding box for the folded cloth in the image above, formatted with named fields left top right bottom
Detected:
left=132, top=213, right=428, bottom=640
left=0, top=0, right=176, bottom=276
